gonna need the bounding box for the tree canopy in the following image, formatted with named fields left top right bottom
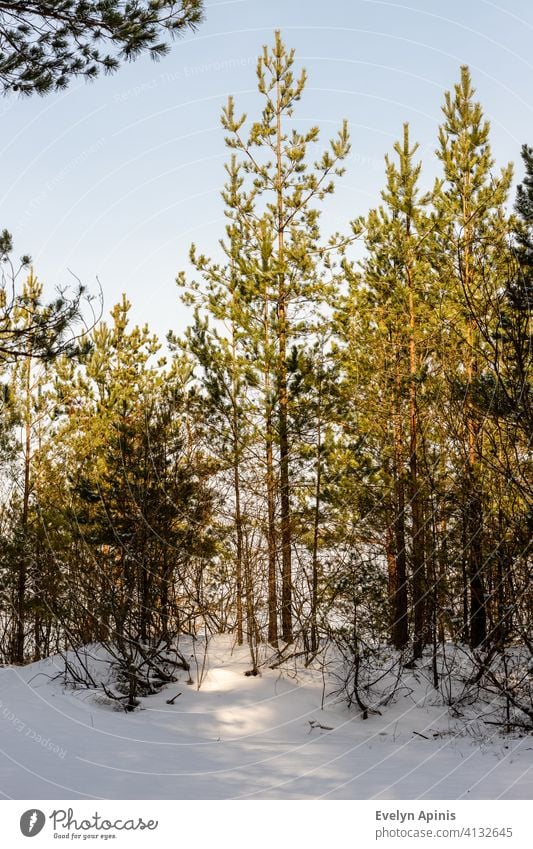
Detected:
left=0, top=0, right=204, bottom=95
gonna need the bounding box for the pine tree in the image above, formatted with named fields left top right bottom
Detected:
left=177, top=156, right=260, bottom=657
left=220, top=30, right=350, bottom=642
left=290, top=327, right=340, bottom=652
left=339, top=124, right=435, bottom=653
left=507, top=144, right=533, bottom=438
left=0, top=231, right=87, bottom=364
left=8, top=271, right=55, bottom=662
left=55, top=297, right=216, bottom=653
left=434, top=66, right=513, bottom=648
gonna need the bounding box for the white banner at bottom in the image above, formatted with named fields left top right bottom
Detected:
left=1, top=800, right=529, bottom=848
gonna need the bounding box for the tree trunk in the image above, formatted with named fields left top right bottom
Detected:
left=408, top=279, right=426, bottom=658
left=231, top=315, right=245, bottom=646
left=14, top=357, right=32, bottom=664
left=391, top=351, right=409, bottom=649
left=263, top=273, right=278, bottom=647
left=466, top=326, right=486, bottom=649
left=275, top=76, right=292, bottom=643
left=310, top=397, right=322, bottom=653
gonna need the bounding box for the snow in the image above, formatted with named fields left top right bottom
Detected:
left=0, top=636, right=531, bottom=800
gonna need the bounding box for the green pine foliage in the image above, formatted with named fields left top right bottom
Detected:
left=0, top=1, right=204, bottom=95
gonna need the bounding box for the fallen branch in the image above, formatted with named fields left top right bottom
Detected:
left=166, top=692, right=182, bottom=705
left=308, top=719, right=334, bottom=732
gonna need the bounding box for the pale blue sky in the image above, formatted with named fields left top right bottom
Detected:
left=1, top=0, right=532, bottom=339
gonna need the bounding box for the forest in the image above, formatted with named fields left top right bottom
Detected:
left=0, top=32, right=531, bottom=733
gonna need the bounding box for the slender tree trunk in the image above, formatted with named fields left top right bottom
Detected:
left=467, top=479, right=486, bottom=647
left=494, top=507, right=506, bottom=648
left=462, top=184, right=486, bottom=649
left=437, top=513, right=447, bottom=644
left=466, top=326, right=487, bottom=648
left=139, top=439, right=151, bottom=643
left=160, top=547, right=171, bottom=642
left=263, top=270, right=278, bottom=647
left=230, top=316, right=245, bottom=646
left=275, top=77, right=292, bottom=643
left=244, top=535, right=257, bottom=672
left=392, top=482, right=408, bottom=649
left=266, top=419, right=278, bottom=646
left=460, top=506, right=470, bottom=644
left=139, top=535, right=151, bottom=643
left=408, top=272, right=426, bottom=658
left=310, top=394, right=322, bottom=653
left=234, top=457, right=244, bottom=646
left=428, top=503, right=439, bottom=688
left=14, top=357, right=32, bottom=664
left=386, top=526, right=406, bottom=648
left=391, top=362, right=408, bottom=649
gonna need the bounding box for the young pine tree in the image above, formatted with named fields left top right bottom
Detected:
left=219, top=30, right=350, bottom=642
left=434, top=66, right=513, bottom=648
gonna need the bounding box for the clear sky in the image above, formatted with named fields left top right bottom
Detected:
left=1, top=0, right=532, bottom=340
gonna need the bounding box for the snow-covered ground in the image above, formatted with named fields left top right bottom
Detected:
left=0, top=636, right=531, bottom=799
